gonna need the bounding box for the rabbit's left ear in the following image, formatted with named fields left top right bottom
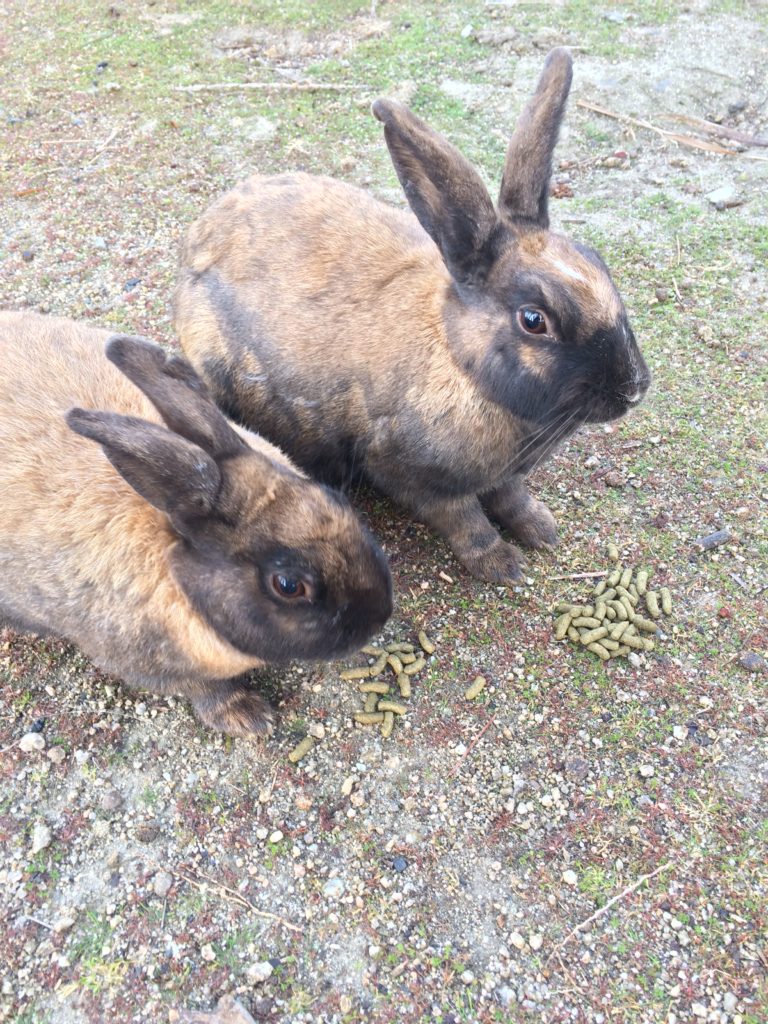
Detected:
left=372, top=99, right=498, bottom=285
left=498, top=48, right=573, bottom=229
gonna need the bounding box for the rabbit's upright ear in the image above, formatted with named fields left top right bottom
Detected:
left=498, top=47, right=573, bottom=229
left=67, top=409, right=221, bottom=525
left=105, top=335, right=247, bottom=460
left=372, top=100, right=498, bottom=285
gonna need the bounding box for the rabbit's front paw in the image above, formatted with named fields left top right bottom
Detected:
left=192, top=687, right=275, bottom=739
left=504, top=498, right=558, bottom=549
left=460, top=538, right=527, bottom=585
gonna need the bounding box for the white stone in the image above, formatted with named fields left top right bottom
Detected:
left=639, top=764, right=655, bottom=778
left=322, top=877, right=345, bottom=900
left=529, top=934, right=543, bottom=951
left=673, top=725, right=687, bottom=741
left=47, top=747, right=66, bottom=764
left=52, top=915, right=76, bottom=934
left=268, top=830, right=284, bottom=844
left=723, top=993, right=737, bottom=1013
left=308, top=723, right=325, bottom=740
left=153, top=871, right=173, bottom=898
left=256, top=827, right=268, bottom=840
left=691, top=1004, right=708, bottom=1018
left=460, top=970, right=475, bottom=984
left=31, top=823, right=52, bottom=854
left=246, top=960, right=273, bottom=984
left=509, top=931, right=526, bottom=950
left=201, top=943, right=216, bottom=962
left=19, top=733, right=45, bottom=753
left=562, top=869, right=578, bottom=886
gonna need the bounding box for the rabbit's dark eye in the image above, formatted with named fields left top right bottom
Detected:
left=518, top=308, right=548, bottom=335
left=270, top=573, right=310, bottom=601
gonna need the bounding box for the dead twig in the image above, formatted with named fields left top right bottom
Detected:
left=174, top=81, right=358, bottom=94
left=660, top=113, right=768, bottom=148
left=175, top=866, right=300, bottom=933
left=549, top=570, right=607, bottom=581
left=547, top=861, right=673, bottom=960
left=451, top=715, right=496, bottom=778
left=577, top=99, right=736, bottom=154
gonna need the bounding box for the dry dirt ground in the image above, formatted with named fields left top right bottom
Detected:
left=1, top=2, right=767, bottom=1023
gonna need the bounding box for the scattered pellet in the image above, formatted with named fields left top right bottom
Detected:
left=354, top=712, right=385, bottom=725
left=359, top=681, right=390, bottom=694
left=567, top=626, right=580, bottom=642
left=572, top=616, right=601, bottom=628
left=593, top=579, right=607, bottom=597
left=396, top=673, right=412, bottom=698
left=340, top=666, right=371, bottom=681
left=660, top=587, right=672, bottom=616
left=377, top=700, right=407, bottom=715
left=369, top=654, right=388, bottom=676
left=634, top=617, right=659, bottom=635
left=418, top=631, right=436, bottom=655
left=399, top=652, right=417, bottom=665
left=381, top=711, right=395, bottom=739
left=645, top=591, right=661, bottom=619
left=364, top=692, right=379, bottom=714
left=464, top=675, right=487, bottom=700
left=403, top=656, right=426, bottom=676
left=607, top=569, right=622, bottom=587
left=635, top=570, right=648, bottom=595
left=605, top=606, right=617, bottom=620
left=581, top=626, right=608, bottom=645
left=601, top=638, right=620, bottom=651
left=610, top=621, right=630, bottom=641
left=361, top=645, right=384, bottom=657
left=385, top=642, right=415, bottom=653
left=587, top=642, right=610, bottom=661
left=616, top=586, right=637, bottom=606
left=554, top=613, right=572, bottom=640
left=288, top=737, right=315, bottom=763
left=619, top=568, right=633, bottom=590
left=606, top=542, right=620, bottom=561
left=387, top=654, right=404, bottom=675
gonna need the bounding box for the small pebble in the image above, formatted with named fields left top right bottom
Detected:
left=460, top=970, right=475, bottom=985
left=691, top=1003, right=707, bottom=1019
left=322, top=877, right=345, bottom=900
left=201, top=943, right=216, bottom=963
left=100, top=789, right=123, bottom=813
left=31, top=823, right=52, bottom=854
left=639, top=764, right=655, bottom=778
left=246, top=961, right=274, bottom=984
left=562, top=869, right=578, bottom=887
left=47, top=747, right=66, bottom=764
left=509, top=932, right=526, bottom=950
left=392, top=856, right=408, bottom=873
left=673, top=725, right=687, bottom=741
left=52, top=916, right=75, bottom=934
left=529, top=934, right=543, bottom=951
left=269, top=830, right=284, bottom=844
left=723, top=993, right=737, bottom=1013
left=19, top=733, right=46, bottom=753
left=153, top=871, right=173, bottom=898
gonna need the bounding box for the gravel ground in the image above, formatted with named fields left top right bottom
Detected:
left=1, top=2, right=766, bottom=1023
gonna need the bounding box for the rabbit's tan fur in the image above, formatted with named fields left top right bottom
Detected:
left=174, top=49, right=650, bottom=583
left=0, top=312, right=391, bottom=736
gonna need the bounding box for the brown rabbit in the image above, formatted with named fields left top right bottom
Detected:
left=0, top=312, right=392, bottom=738
left=173, top=48, right=650, bottom=584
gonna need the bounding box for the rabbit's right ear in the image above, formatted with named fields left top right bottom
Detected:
left=372, top=100, right=498, bottom=285
left=105, top=335, right=247, bottom=460
left=67, top=409, right=221, bottom=525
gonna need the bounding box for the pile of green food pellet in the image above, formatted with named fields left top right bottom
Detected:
left=553, top=545, right=672, bottom=662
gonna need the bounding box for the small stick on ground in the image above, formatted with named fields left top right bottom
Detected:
left=176, top=866, right=302, bottom=933
left=174, top=81, right=359, bottom=94
left=549, top=571, right=607, bottom=581
left=547, top=861, right=672, bottom=960
left=450, top=715, right=496, bottom=778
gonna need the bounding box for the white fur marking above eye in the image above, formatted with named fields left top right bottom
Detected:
left=547, top=257, right=587, bottom=284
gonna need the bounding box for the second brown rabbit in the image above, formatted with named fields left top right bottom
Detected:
left=0, top=313, right=392, bottom=738
left=173, top=49, right=650, bottom=584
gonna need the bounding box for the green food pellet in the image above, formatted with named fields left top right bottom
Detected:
left=587, top=642, right=610, bottom=661
left=610, top=601, right=628, bottom=621
left=660, top=588, right=672, bottom=616
left=601, top=638, right=620, bottom=651
left=606, top=542, right=620, bottom=561
left=418, top=631, right=436, bottom=655
left=364, top=692, right=379, bottom=713
left=603, top=588, right=617, bottom=601
left=555, top=602, right=574, bottom=614
left=464, top=675, right=487, bottom=700
left=623, top=634, right=646, bottom=650
left=384, top=642, right=414, bottom=654
left=361, top=645, right=384, bottom=657
left=605, top=606, right=617, bottom=620
left=634, top=617, right=659, bottom=635
left=643, top=638, right=655, bottom=651
left=567, top=627, right=580, bottom=642
left=288, top=737, right=315, bottom=763
left=377, top=700, right=408, bottom=715
left=399, top=652, right=417, bottom=665
left=354, top=712, right=385, bottom=725
left=369, top=655, right=388, bottom=676
left=340, top=667, right=371, bottom=680
left=581, top=626, right=609, bottom=645
left=619, top=568, right=633, bottom=590
left=611, top=621, right=630, bottom=641
left=387, top=654, right=404, bottom=675
left=403, top=656, right=426, bottom=675
left=645, top=591, right=661, bottom=619
left=359, top=681, right=390, bottom=694
left=593, top=579, right=608, bottom=597
left=607, top=569, right=622, bottom=587
left=396, top=673, right=412, bottom=698
left=613, top=644, right=631, bottom=657
left=554, top=613, right=572, bottom=640
left=635, top=570, right=648, bottom=595
left=381, top=710, right=395, bottom=739
left=616, top=586, right=637, bottom=606
left=572, top=616, right=601, bottom=628
left=595, top=601, right=607, bottom=621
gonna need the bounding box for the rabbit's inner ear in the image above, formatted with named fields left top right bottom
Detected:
left=105, top=335, right=247, bottom=461
left=498, top=47, right=573, bottom=228
left=372, top=100, right=498, bottom=284
left=67, top=408, right=221, bottom=524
